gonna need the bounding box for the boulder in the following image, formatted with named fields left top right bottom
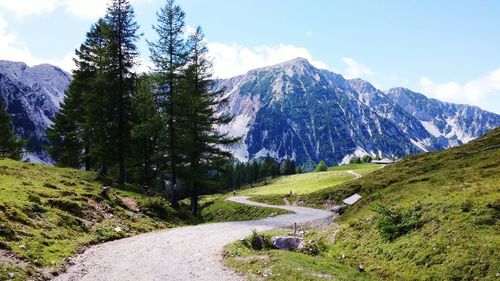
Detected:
left=272, top=236, right=303, bottom=251
left=330, top=205, right=347, bottom=214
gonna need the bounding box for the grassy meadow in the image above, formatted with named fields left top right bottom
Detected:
left=0, top=159, right=284, bottom=280
left=224, top=128, right=500, bottom=280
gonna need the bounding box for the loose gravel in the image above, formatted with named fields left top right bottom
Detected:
left=54, top=196, right=332, bottom=281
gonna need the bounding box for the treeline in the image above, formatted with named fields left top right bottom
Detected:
left=47, top=0, right=237, bottom=214
left=223, top=157, right=330, bottom=189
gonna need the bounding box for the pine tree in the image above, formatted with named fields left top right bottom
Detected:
left=315, top=160, right=328, bottom=172
left=148, top=0, right=187, bottom=206
left=0, top=101, right=23, bottom=160
left=179, top=26, right=239, bottom=214
left=48, top=19, right=113, bottom=171
left=130, top=74, right=165, bottom=189
left=47, top=85, right=85, bottom=168
left=104, top=0, right=141, bottom=184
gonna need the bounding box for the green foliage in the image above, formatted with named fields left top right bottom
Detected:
left=240, top=164, right=380, bottom=197
left=315, top=160, right=328, bottom=172
left=372, top=204, right=422, bottom=241
left=224, top=230, right=371, bottom=281
left=49, top=0, right=140, bottom=183
left=361, top=155, right=373, bottom=163
left=224, top=157, right=281, bottom=190
left=276, top=128, right=500, bottom=280
left=349, top=156, right=362, bottom=164
left=0, top=158, right=286, bottom=278
left=198, top=198, right=287, bottom=222
left=298, top=239, right=326, bottom=256
left=0, top=101, right=23, bottom=160
left=279, top=158, right=296, bottom=175
left=141, top=197, right=176, bottom=220
left=244, top=229, right=274, bottom=250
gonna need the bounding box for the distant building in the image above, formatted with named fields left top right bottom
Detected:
left=371, top=158, right=394, bottom=164
left=343, top=193, right=362, bottom=205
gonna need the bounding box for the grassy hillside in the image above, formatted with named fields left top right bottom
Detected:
left=0, top=159, right=284, bottom=280
left=240, top=164, right=380, bottom=206
left=225, top=128, right=500, bottom=280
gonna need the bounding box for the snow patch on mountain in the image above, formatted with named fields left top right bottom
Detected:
left=420, top=121, right=441, bottom=137
left=340, top=147, right=371, bottom=165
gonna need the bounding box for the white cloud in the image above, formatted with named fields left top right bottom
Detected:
left=64, top=0, right=108, bottom=19
left=418, top=68, right=500, bottom=112
left=0, top=0, right=59, bottom=18
left=207, top=42, right=328, bottom=78
left=0, top=0, right=152, bottom=19
left=305, top=31, right=313, bottom=37
left=341, top=57, right=374, bottom=79
left=0, top=14, right=75, bottom=71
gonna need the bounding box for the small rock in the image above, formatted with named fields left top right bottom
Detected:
left=330, top=205, right=347, bottom=214
left=7, top=273, right=15, bottom=279
left=272, top=236, right=303, bottom=251
left=358, top=264, right=365, bottom=272
left=100, top=186, right=112, bottom=199
left=114, top=226, right=122, bottom=232
left=341, top=254, right=346, bottom=259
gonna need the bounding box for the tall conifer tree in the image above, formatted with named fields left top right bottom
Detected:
left=0, top=101, right=23, bottom=160
left=179, top=27, right=239, bottom=214
left=148, top=0, right=187, bottom=206
left=104, top=0, right=141, bottom=184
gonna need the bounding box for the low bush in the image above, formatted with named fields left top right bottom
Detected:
left=141, top=197, right=175, bottom=220
left=372, top=203, right=422, bottom=241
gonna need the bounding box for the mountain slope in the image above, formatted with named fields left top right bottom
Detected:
left=386, top=87, right=500, bottom=146
left=1, top=59, right=498, bottom=165
left=0, top=61, right=71, bottom=162
left=217, top=58, right=499, bottom=165
left=0, top=159, right=284, bottom=280
left=301, top=127, right=500, bottom=279
left=229, top=128, right=500, bottom=280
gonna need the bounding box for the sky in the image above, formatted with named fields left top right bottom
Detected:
left=0, top=0, right=499, bottom=113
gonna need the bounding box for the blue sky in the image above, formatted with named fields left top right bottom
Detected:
left=0, top=0, right=499, bottom=113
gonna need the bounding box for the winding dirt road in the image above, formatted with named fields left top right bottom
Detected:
left=54, top=197, right=332, bottom=281
left=346, top=170, right=363, bottom=179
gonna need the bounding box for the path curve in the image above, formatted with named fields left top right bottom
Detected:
left=346, top=170, right=362, bottom=179
left=54, top=197, right=332, bottom=281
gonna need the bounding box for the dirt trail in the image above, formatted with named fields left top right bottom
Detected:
left=346, top=170, right=362, bottom=179
left=54, top=196, right=332, bottom=281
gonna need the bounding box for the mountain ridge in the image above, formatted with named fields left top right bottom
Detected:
left=0, top=60, right=71, bottom=162
left=216, top=58, right=499, bottom=165
left=0, top=58, right=498, bottom=165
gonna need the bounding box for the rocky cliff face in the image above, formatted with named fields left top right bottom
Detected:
left=0, top=60, right=71, bottom=162
left=1, top=58, right=498, bottom=165
left=216, top=58, right=499, bottom=165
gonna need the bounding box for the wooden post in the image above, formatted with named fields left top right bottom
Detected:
left=293, top=222, right=297, bottom=236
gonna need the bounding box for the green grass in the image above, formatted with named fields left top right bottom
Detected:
left=243, top=164, right=381, bottom=206
left=239, top=164, right=380, bottom=196
left=327, top=163, right=381, bottom=174
left=225, top=128, right=500, bottom=280
left=224, top=228, right=372, bottom=281
left=0, top=159, right=285, bottom=280
left=199, top=199, right=288, bottom=223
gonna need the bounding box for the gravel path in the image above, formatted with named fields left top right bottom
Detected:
left=54, top=196, right=332, bottom=281
left=346, top=170, right=362, bottom=179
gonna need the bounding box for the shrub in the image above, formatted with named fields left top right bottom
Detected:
left=315, top=161, right=328, bottom=172
left=141, top=197, right=174, bottom=220
left=298, top=239, right=326, bottom=256
left=245, top=230, right=273, bottom=250
left=372, top=203, right=422, bottom=241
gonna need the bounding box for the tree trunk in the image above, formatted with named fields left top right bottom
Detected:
left=190, top=182, right=198, bottom=215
